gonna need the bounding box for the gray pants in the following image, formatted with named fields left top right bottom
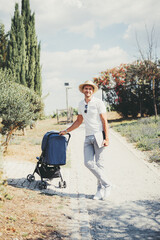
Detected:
left=84, top=135, right=109, bottom=189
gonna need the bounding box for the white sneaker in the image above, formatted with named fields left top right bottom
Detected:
left=102, top=185, right=112, bottom=200
left=93, top=188, right=104, bottom=200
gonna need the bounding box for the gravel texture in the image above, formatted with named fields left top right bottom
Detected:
left=3, top=124, right=160, bottom=240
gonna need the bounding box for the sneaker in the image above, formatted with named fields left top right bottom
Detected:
left=93, top=188, right=104, bottom=200
left=102, top=185, right=112, bottom=200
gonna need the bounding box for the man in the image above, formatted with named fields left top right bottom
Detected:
left=60, top=80, right=111, bottom=200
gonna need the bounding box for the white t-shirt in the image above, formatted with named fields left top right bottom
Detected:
left=78, top=97, right=106, bottom=136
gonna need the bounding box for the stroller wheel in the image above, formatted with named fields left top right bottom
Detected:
left=63, top=181, right=67, bottom=188
left=39, top=181, right=47, bottom=190
left=59, top=181, right=66, bottom=188
left=59, top=181, right=62, bottom=188
left=27, top=174, right=35, bottom=182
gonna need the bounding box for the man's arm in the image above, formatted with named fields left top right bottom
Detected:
left=100, top=112, right=109, bottom=147
left=59, top=114, right=83, bottom=135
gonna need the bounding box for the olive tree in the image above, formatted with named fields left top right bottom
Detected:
left=0, top=69, right=43, bottom=150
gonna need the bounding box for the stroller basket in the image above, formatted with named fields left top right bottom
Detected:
left=35, top=164, right=61, bottom=180
left=27, top=131, right=71, bottom=189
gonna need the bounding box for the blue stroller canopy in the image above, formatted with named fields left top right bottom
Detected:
left=41, top=131, right=70, bottom=165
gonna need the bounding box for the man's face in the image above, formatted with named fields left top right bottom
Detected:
left=83, top=85, right=94, bottom=98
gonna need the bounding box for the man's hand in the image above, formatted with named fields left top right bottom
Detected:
left=103, top=139, right=109, bottom=147
left=59, top=115, right=83, bottom=136
left=100, top=113, right=109, bottom=147
left=59, top=130, right=67, bottom=135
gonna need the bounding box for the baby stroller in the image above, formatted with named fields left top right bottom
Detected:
left=27, top=130, right=71, bottom=190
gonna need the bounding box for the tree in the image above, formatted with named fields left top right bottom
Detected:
left=94, top=61, right=160, bottom=118
left=94, top=25, right=160, bottom=118
left=21, top=0, right=42, bottom=95
left=94, top=64, right=139, bottom=117
left=136, top=25, right=159, bottom=119
left=6, top=0, right=42, bottom=95
left=34, top=43, right=42, bottom=94
left=6, top=3, right=26, bottom=85
left=0, top=69, right=43, bottom=151
left=135, top=60, right=160, bottom=117
left=0, top=23, right=8, bottom=69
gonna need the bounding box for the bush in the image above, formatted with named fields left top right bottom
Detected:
left=112, top=116, right=160, bottom=163
left=136, top=138, right=159, bottom=151
left=149, top=150, right=160, bottom=163
left=0, top=69, right=44, bottom=150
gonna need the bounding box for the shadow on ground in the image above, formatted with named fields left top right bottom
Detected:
left=7, top=177, right=93, bottom=199
left=7, top=177, right=160, bottom=240
left=87, top=199, right=160, bottom=240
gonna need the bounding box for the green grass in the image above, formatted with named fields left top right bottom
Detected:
left=111, top=116, right=160, bottom=163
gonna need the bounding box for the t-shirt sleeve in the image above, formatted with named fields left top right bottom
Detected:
left=97, top=100, right=106, bottom=114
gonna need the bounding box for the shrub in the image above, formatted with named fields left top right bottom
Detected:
left=149, top=150, right=160, bottom=163
left=136, top=138, right=159, bottom=151
left=0, top=69, right=44, bottom=150
left=112, top=116, right=160, bottom=163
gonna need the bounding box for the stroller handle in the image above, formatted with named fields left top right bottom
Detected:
left=47, top=131, right=71, bottom=145
left=62, top=132, right=71, bottom=145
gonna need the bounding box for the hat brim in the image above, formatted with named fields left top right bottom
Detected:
left=79, top=83, right=98, bottom=93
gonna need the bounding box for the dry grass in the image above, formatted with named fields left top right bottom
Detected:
left=0, top=118, right=73, bottom=240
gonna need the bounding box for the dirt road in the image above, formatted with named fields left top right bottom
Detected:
left=67, top=124, right=160, bottom=240
left=3, top=124, right=160, bottom=239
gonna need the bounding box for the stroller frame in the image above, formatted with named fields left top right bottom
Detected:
left=27, top=132, right=71, bottom=190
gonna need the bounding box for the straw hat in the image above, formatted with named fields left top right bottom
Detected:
left=79, top=80, right=98, bottom=93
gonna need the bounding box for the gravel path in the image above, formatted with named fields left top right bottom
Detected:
left=3, top=124, right=160, bottom=240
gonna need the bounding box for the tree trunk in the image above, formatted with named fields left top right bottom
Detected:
left=152, top=78, right=158, bottom=120
left=2, top=126, right=19, bottom=152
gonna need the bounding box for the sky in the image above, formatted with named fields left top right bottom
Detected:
left=0, top=0, right=160, bottom=115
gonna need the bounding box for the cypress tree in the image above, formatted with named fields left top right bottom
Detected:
left=0, top=23, right=8, bottom=69
left=21, top=0, right=42, bottom=95
left=6, top=3, right=26, bottom=85
left=6, top=0, right=42, bottom=95
left=34, top=43, right=42, bottom=95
